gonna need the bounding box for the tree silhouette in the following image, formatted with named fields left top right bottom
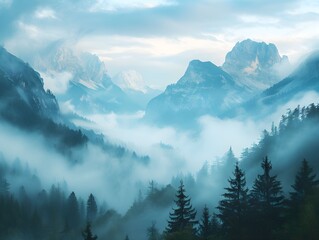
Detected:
left=217, top=162, right=249, bottom=240
left=284, top=159, right=319, bottom=240
left=290, top=159, right=319, bottom=204
left=249, top=157, right=285, bottom=240
left=82, top=222, right=98, bottom=240
left=66, top=191, right=80, bottom=229
left=87, top=193, right=97, bottom=222
left=166, top=180, right=197, bottom=234
left=198, top=205, right=212, bottom=240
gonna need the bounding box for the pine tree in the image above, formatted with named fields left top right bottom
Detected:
left=290, top=159, right=319, bottom=204
left=217, top=162, right=249, bottom=240
left=285, top=159, right=319, bottom=240
left=249, top=157, right=285, bottom=240
left=210, top=213, right=221, bottom=236
left=166, top=180, right=197, bottom=234
left=82, top=222, right=98, bottom=240
left=87, top=193, right=97, bottom=222
left=198, top=205, right=212, bottom=240
left=66, top=191, right=80, bottom=229
left=223, top=147, right=237, bottom=174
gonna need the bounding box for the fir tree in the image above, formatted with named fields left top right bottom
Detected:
left=249, top=157, right=285, bottom=240
left=87, top=193, right=98, bottom=222
left=166, top=180, right=197, bottom=234
left=198, top=205, right=212, bottom=240
left=82, top=222, right=98, bottom=240
left=290, top=159, right=319, bottom=204
left=66, top=191, right=80, bottom=229
left=285, top=159, right=319, bottom=240
left=217, top=162, right=249, bottom=240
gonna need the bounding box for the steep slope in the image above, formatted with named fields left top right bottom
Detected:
left=236, top=51, right=319, bottom=118
left=144, top=60, right=247, bottom=126
left=222, top=39, right=290, bottom=92
left=0, top=47, right=59, bottom=119
left=33, top=43, right=138, bottom=115
left=0, top=47, right=88, bottom=154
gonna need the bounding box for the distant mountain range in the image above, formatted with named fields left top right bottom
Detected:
left=144, top=39, right=319, bottom=127
left=0, top=46, right=150, bottom=163
left=32, top=42, right=148, bottom=115
left=3, top=38, right=318, bottom=129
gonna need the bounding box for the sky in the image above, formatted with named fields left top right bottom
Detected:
left=1, top=0, right=319, bottom=89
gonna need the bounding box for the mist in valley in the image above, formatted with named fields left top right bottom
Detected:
left=2, top=1, right=319, bottom=240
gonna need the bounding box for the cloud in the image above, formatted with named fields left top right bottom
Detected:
left=40, top=70, right=73, bottom=94
left=3, top=0, right=319, bottom=88
left=34, top=7, right=57, bottom=19
left=90, top=0, right=177, bottom=12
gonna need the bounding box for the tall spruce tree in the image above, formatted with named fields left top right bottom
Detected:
left=217, top=162, right=249, bottom=240
left=66, top=192, right=80, bottom=229
left=198, top=205, right=212, bottom=240
left=87, top=193, right=98, bottom=222
left=285, top=159, right=319, bottom=240
left=290, top=159, right=319, bottom=204
left=249, top=157, right=285, bottom=240
left=166, top=180, right=197, bottom=234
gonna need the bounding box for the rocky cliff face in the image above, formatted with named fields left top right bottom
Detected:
left=0, top=47, right=59, bottom=119
left=222, top=39, right=290, bottom=92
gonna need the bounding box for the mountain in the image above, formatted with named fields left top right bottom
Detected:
left=222, top=39, right=290, bottom=92
left=0, top=47, right=89, bottom=154
left=0, top=46, right=152, bottom=164
left=144, top=60, right=247, bottom=126
left=235, top=51, right=319, bottom=118
left=113, top=70, right=161, bottom=109
left=32, top=42, right=138, bottom=115
left=0, top=47, right=59, bottom=119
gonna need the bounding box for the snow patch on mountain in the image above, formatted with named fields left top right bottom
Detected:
left=113, top=70, right=147, bottom=93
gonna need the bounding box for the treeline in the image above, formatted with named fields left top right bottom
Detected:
left=241, top=103, right=319, bottom=182
left=0, top=176, right=101, bottom=240
left=157, top=157, right=319, bottom=240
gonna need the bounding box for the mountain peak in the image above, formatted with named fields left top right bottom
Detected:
left=178, top=59, right=230, bottom=86
left=223, top=39, right=289, bottom=91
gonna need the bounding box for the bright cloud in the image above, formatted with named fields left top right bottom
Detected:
left=90, top=0, right=177, bottom=12
left=35, top=8, right=57, bottom=19
left=2, top=0, right=319, bottom=89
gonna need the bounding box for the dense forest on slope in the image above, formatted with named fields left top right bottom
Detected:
left=1, top=103, right=319, bottom=240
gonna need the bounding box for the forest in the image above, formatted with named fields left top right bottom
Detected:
left=1, top=103, right=319, bottom=240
